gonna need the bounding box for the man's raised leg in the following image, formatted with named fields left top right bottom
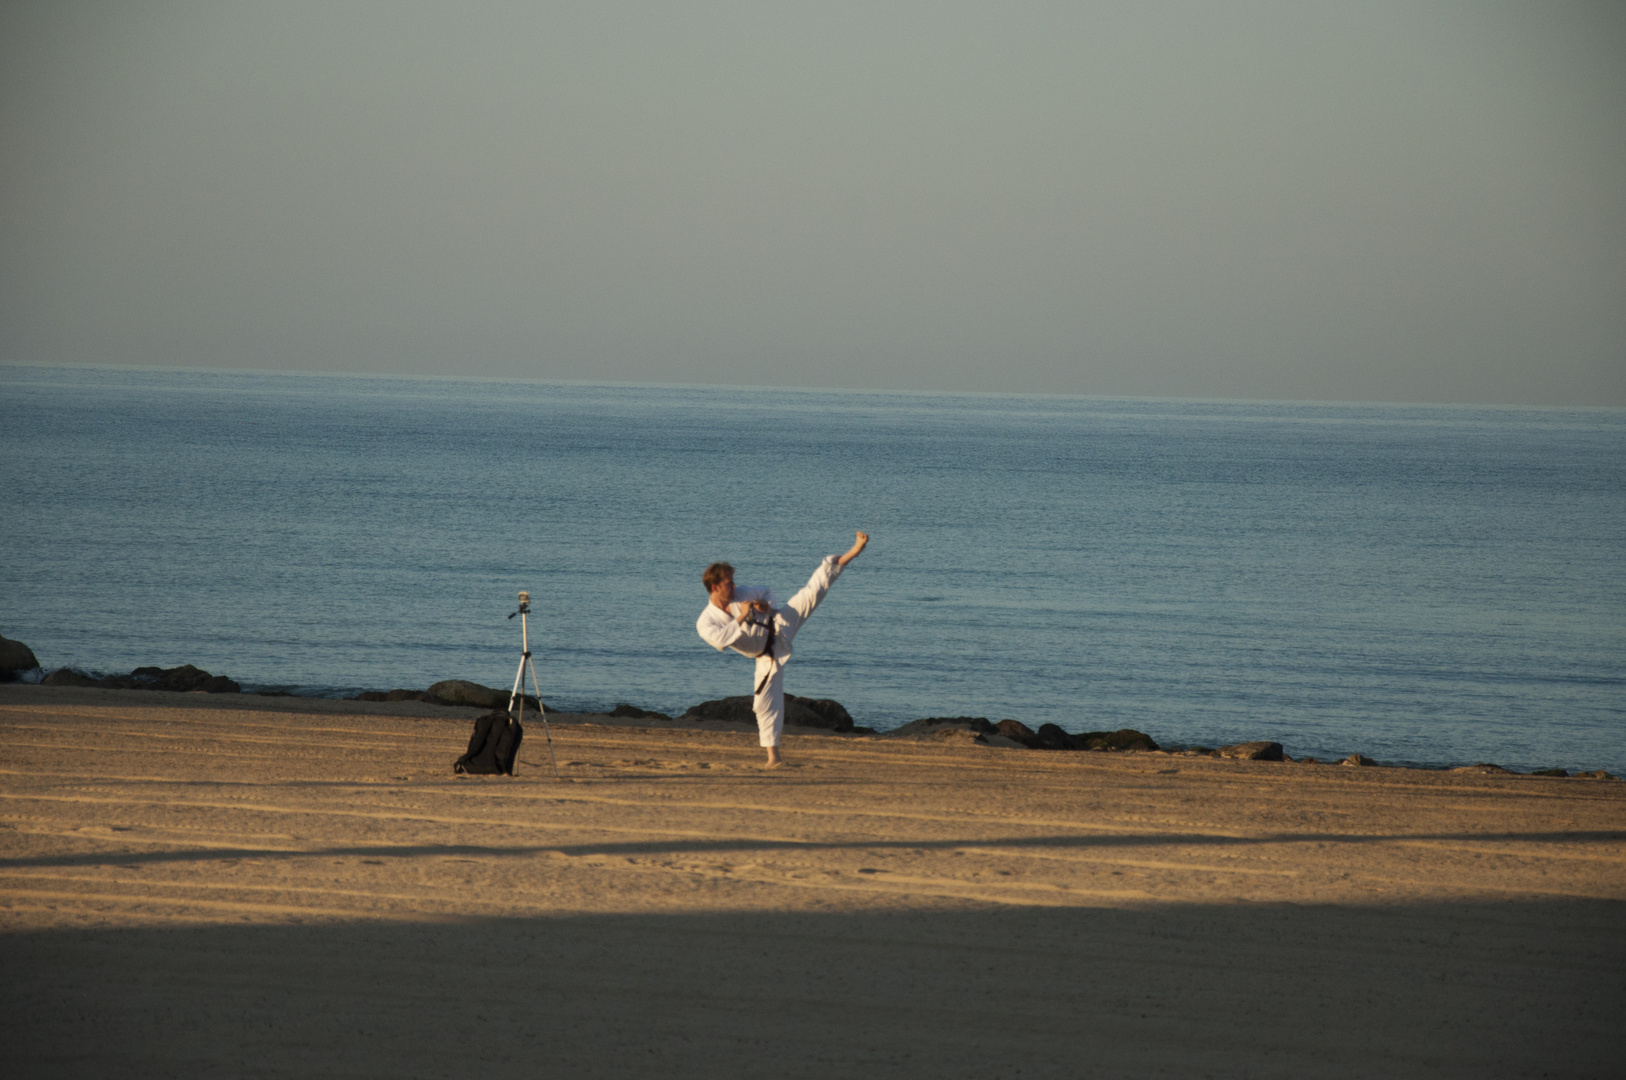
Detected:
left=755, top=532, right=866, bottom=768
left=779, top=531, right=870, bottom=639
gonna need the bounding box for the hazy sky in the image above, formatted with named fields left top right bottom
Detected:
left=2, top=1, right=1622, bottom=404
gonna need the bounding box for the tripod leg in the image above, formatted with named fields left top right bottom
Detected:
left=508, top=657, right=527, bottom=717
left=526, top=655, right=559, bottom=780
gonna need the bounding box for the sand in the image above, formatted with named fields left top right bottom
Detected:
left=2, top=684, right=1622, bottom=1078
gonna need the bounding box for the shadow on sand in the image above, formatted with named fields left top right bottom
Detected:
left=4, top=827, right=1625, bottom=872
left=3, top=897, right=1621, bottom=1078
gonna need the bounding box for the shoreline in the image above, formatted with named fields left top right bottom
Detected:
left=8, top=638, right=1618, bottom=773
left=1, top=683, right=1617, bottom=780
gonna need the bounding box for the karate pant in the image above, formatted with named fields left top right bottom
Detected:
left=752, top=555, right=843, bottom=747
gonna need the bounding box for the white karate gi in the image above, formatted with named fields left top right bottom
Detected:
left=695, top=555, right=844, bottom=747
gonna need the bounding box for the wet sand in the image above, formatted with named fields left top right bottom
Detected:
left=2, top=685, right=1623, bottom=1077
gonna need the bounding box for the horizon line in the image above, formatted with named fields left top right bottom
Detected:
left=3, top=357, right=1623, bottom=414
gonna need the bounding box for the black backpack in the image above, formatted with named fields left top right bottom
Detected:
left=453, top=711, right=524, bottom=775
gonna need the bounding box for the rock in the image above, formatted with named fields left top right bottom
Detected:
left=41, top=663, right=239, bottom=693
left=0, top=635, right=40, bottom=679
left=385, top=689, right=435, bottom=702
left=680, top=695, right=851, bottom=731
left=1342, top=754, right=1377, bottom=767
left=885, top=717, right=992, bottom=738
left=1032, top=723, right=1078, bottom=750
left=43, top=667, right=101, bottom=687
left=977, top=719, right=1147, bottom=751
left=1076, top=729, right=1159, bottom=752
left=132, top=664, right=215, bottom=693
left=929, top=727, right=987, bottom=745
left=1451, top=763, right=1514, bottom=774
left=981, top=733, right=1028, bottom=749
left=1576, top=770, right=1618, bottom=780
left=682, top=697, right=757, bottom=724
left=984, top=718, right=1085, bottom=750
left=354, top=689, right=438, bottom=702
left=136, top=665, right=237, bottom=693
left=789, top=696, right=855, bottom=732
left=993, top=719, right=1036, bottom=745
left=1218, top=741, right=1284, bottom=762
left=428, top=680, right=512, bottom=710
left=611, top=703, right=672, bottom=721
left=1301, top=757, right=1322, bottom=765
left=1531, top=768, right=1568, bottom=778
left=415, top=684, right=537, bottom=709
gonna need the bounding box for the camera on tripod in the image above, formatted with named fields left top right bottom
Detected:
left=504, top=589, right=557, bottom=777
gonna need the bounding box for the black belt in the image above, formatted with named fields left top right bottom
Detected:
left=750, top=616, right=777, bottom=695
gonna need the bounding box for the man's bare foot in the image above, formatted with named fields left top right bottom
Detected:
left=764, top=746, right=783, bottom=768
left=837, top=530, right=870, bottom=568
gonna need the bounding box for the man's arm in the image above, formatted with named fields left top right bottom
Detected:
left=697, top=607, right=748, bottom=652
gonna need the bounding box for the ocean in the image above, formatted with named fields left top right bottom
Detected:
left=3, top=363, right=1622, bottom=773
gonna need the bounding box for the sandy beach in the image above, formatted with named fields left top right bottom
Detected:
left=2, top=685, right=1622, bottom=1078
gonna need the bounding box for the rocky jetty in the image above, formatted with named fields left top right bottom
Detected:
left=17, top=658, right=1614, bottom=778
left=42, top=663, right=240, bottom=694
left=886, top=716, right=993, bottom=738
left=39, top=669, right=93, bottom=688
left=1030, top=723, right=1076, bottom=750
left=610, top=704, right=673, bottom=720
left=992, top=719, right=1034, bottom=742
left=1075, top=729, right=1159, bottom=751
left=426, top=679, right=506, bottom=709
left=883, top=717, right=1158, bottom=752
left=980, top=731, right=1028, bottom=748
left=682, top=695, right=855, bottom=732
left=1218, top=741, right=1284, bottom=762
left=681, top=697, right=757, bottom=726
left=424, top=680, right=543, bottom=711
left=984, top=719, right=1071, bottom=748
left=348, top=683, right=539, bottom=709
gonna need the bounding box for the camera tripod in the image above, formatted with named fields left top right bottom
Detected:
left=507, top=591, right=559, bottom=778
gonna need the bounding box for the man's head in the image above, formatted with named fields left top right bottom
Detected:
left=703, top=562, right=734, bottom=607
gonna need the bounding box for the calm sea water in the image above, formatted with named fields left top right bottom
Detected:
left=3, top=364, right=1623, bottom=773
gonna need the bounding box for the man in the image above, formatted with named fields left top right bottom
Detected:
left=696, top=531, right=869, bottom=767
